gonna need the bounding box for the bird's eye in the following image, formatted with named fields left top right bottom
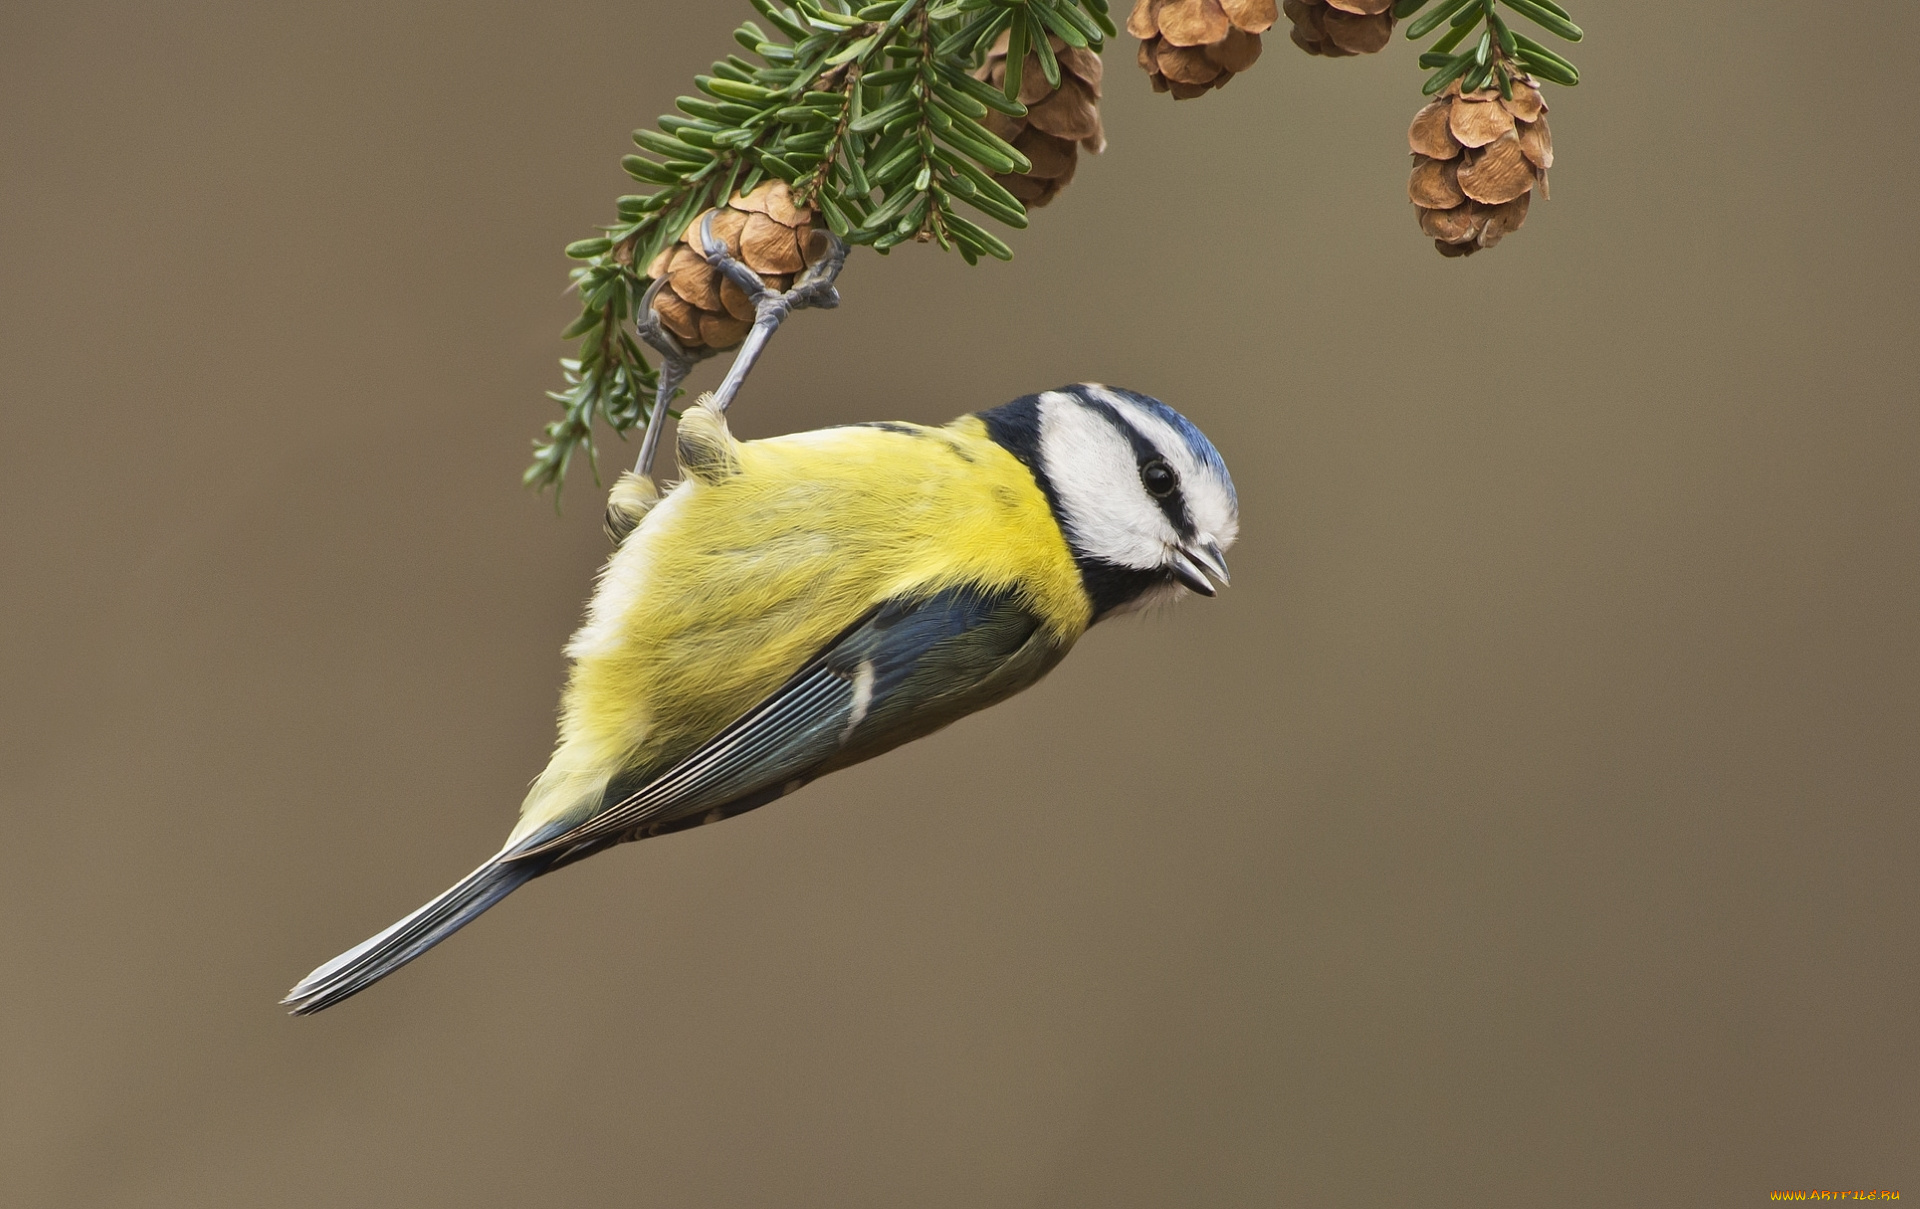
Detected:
left=1141, top=458, right=1178, bottom=498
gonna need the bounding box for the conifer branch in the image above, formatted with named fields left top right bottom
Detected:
left=528, top=0, right=1587, bottom=497
left=528, top=0, right=1115, bottom=500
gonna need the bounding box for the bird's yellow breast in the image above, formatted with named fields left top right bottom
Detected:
left=514, top=414, right=1089, bottom=838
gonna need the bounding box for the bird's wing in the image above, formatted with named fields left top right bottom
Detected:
left=509, top=583, right=1068, bottom=863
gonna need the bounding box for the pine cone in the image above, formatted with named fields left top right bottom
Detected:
left=1128, top=0, right=1278, bottom=99
left=1407, top=78, right=1553, bottom=257
left=1284, top=0, right=1395, bottom=57
left=642, top=181, right=823, bottom=351
left=977, top=32, right=1107, bottom=207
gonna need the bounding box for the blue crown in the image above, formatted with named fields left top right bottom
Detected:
left=1063, top=384, right=1236, bottom=504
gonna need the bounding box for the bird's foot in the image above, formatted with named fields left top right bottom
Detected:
left=695, top=210, right=848, bottom=415
left=629, top=278, right=724, bottom=479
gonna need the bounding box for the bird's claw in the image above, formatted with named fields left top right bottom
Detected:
left=693, top=209, right=849, bottom=419
left=634, top=277, right=722, bottom=372
left=630, top=277, right=716, bottom=482
left=627, top=209, right=851, bottom=485
left=695, top=210, right=848, bottom=322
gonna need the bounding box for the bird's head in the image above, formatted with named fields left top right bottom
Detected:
left=983, top=384, right=1239, bottom=621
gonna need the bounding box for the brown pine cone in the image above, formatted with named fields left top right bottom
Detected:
left=1407, top=78, right=1553, bottom=257
left=1128, top=0, right=1278, bottom=99
left=977, top=32, right=1107, bottom=207
left=1284, top=0, right=1395, bottom=57
left=642, top=181, right=822, bottom=351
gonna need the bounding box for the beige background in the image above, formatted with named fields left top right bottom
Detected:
left=3, top=2, right=1916, bottom=1205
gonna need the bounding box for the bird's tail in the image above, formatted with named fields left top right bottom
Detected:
left=282, top=845, right=551, bottom=1015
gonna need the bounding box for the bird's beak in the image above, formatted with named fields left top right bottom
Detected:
left=1168, top=539, right=1230, bottom=597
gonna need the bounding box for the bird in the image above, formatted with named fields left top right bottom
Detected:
left=282, top=382, right=1237, bottom=1013
left=284, top=217, right=1236, bottom=1014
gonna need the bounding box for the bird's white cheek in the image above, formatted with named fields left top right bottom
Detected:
left=1037, top=391, right=1168, bottom=570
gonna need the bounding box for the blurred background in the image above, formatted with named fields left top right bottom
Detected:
left=3, top=3, right=1916, bottom=1205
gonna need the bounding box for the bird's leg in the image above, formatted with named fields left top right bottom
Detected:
left=695, top=209, right=848, bottom=414
left=631, top=277, right=722, bottom=478
left=626, top=213, right=847, bottom=475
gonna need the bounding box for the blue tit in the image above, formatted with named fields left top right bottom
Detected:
left=285, top=382, right=1237, bottom=1013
